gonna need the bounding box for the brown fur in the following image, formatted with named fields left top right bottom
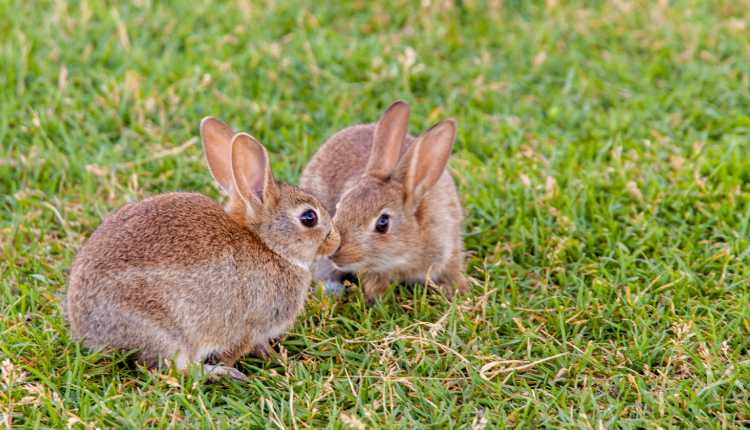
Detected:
left=66, top=118, right=340, bottom=378
left=300, top=101, right=468, bottom=302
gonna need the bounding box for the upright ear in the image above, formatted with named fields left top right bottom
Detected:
left=230, top=133, right=278, bottom=217
left=396, top=119, right=457, bottom=210
left=365, top=100, right=411, bottom=180
left=200, top=117, right=236, bottom=194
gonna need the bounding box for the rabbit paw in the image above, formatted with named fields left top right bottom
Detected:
left=323, top=280, right=346, bottom=296
left=437, top=273, right=470, bottom=299
left=252, top=342, right=273, bottom=360
left=203, top=364, right=248, bottom=382
left=363, top=273, right=389, bottom=304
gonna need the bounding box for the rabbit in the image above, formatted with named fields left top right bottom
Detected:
left=65, top=117, right=340, bottom=381
left=300, top=100, right=468, bottom=302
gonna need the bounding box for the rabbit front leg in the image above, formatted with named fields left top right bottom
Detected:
left=435, top=272, right=469, bottom=299
left=362, top=272, right=390, bottom=303
left=313, top=258, right=348, bottom=296
left=222, top=337, right=274, bottom=361
left=434, top=255, right=470, bottom=299
left=195, top=342, right=269, bottom=383
left=250, top=342, right=273, bottom=359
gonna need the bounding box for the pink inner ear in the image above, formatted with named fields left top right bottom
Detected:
left=231, top=134, right=269, bottom=205
left=417, top=135, right=452, bottom=186
left=405, top=120, right=456, bottom=201
left=201, top=118, right=235, bottom=193
left=366, top=101, right=410, bottom=179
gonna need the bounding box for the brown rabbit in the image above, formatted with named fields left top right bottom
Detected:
left=300, top=101, right=468, bottom=302
left=65, top=118, right=340, bottom=381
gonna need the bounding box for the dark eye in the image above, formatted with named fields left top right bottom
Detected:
left=375, top=214, right=390, bottom=234
left=299, top=209, right=318, bottom=228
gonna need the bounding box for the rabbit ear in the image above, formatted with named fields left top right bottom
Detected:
left=200, top=117, right=236, bottom=194
left=230, top=133, right=278, bottom=217
left=365, top=100, right=410, bottom=180
left=396, top=119, right=457, bottom=211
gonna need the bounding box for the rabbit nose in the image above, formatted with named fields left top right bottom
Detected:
left=330, top=233, right=342, bottom=256
left=318, top=226, right=341, bottom=258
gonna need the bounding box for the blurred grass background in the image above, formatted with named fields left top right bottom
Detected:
left=1, top=0, right=750, bottom=427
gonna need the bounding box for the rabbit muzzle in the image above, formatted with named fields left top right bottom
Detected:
left=329, top=237, right=366, bottom=271
left=317, top=226, right=341, bottom=257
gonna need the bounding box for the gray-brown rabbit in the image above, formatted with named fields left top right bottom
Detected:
left=65, top=118, right=340, bottom=381
left=300, top=101, right=467, bottom=302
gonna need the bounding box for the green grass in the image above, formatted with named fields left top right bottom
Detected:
left=2, top=0, right=750, bottom=427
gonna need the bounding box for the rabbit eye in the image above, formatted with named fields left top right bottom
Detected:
left=299, top=209, right=318, bottom=228
left=375, top=214, right=389, bottom=234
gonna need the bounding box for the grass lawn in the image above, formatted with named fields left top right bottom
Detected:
left=2, top=0, right=750, bottom=427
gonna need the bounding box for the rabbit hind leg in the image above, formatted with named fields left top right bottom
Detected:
left=74, top=301, right=183, bottom=369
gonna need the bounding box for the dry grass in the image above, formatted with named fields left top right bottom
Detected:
left=2, top=0, right=750, bottom=428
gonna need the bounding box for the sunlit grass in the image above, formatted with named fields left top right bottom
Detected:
left=1, top=0, right=750, bottom=427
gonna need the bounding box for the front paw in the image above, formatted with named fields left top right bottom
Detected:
left=323, top=280, right=346, bottom=296
left=437, top=273, right=470, bottom=299
left=363, top=273, right=389, bottom=304
left=251, top=342, right=273, bottom=360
